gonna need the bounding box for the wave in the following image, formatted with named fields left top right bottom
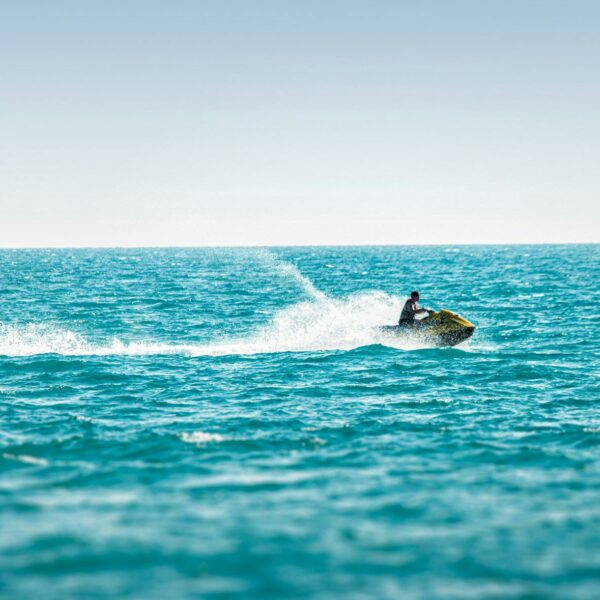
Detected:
left=3, top=452, right=49, bottom=466
left=179, top=431, right=225, bottom=444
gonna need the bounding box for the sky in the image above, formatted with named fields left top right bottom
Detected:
left=1, top=0, right=599, bottom=246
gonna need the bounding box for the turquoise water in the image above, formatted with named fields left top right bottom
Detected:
left=1, top=245, right=599, bottom=599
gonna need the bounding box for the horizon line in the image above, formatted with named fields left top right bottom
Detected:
left=0, top=241, right=597, bottom=250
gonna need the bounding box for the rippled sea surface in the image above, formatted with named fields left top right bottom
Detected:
left=1, top=245, right=599, bottom=599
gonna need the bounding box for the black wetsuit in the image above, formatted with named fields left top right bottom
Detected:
left=399, top=299, right=418, bottom=325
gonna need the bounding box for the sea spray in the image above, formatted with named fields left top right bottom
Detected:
left=253, top=249, right=328, bottom=301
left=198, top=291, right=410, bottom=355
left=0, top=292, right=417, bottom=356
left=0, top=323, right=91, bottom=356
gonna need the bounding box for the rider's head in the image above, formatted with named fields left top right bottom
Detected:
left=411, top=290, right=420, bottom=300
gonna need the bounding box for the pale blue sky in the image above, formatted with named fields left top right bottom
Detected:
left=1, top=1, right=599, bottom=246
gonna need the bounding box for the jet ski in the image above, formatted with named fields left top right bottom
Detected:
left=379, top=309, right=475, bottom=347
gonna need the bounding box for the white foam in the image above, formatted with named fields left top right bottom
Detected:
left=0, top=323, right=196, bottom=357
left=457, top=340, right=498, bottom=353
left=0, top=323, right=91, bottom=356
left=0, top=254, right=445, bottom=357
left=3, top=453, right=49, bottom=466
left=192, top=291, right=420, bottom=355
left=180, top=431, right=225, bottom=444
left=0, top=292, right=432, bottom=357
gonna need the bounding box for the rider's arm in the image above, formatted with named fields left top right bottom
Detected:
left=414, top=302, right=427, bottom=314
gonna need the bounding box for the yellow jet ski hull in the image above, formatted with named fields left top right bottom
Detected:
left=379, top=309, right=475, bottom=347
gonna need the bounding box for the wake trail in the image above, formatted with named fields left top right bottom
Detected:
left=0, top=291, right=417, bottom=356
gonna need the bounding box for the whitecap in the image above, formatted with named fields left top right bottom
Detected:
left=3, top=453, right=48, bottom=466
left=180, top=431, right=225, bottom=444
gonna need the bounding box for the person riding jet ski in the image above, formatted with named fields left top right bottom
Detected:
left=399, top=291, right=431, bottom=326
left=379, top=291, right=474, bottom=346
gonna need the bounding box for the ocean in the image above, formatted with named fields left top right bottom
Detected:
left=1, top=245, right=599, bottom=599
